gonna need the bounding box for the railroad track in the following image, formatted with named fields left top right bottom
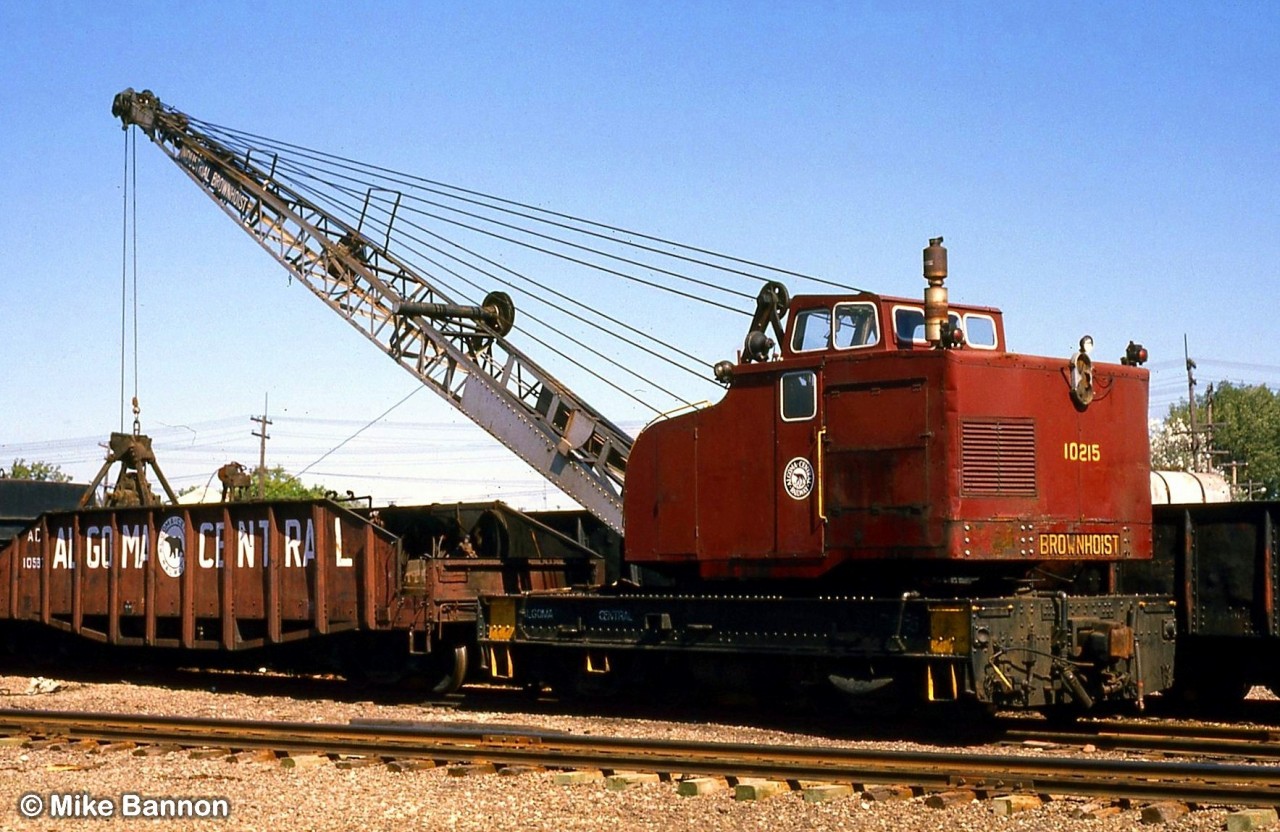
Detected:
left=995, top=717, right=1280, bottom=761
left=2, top=709, right=1280, bottom=808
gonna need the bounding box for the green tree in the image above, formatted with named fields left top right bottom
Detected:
left=252, top=465, right=328, bottom=500
left=1151, top=382, right=1280, bottom=498
left=2, top=458, right=73, bottom=482
left=1208, top=382, right=1280, bottom=498
left=1149, top=413, right=1195, bottom=471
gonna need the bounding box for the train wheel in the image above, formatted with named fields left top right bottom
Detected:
left=420, top=643, right=470, bottom=695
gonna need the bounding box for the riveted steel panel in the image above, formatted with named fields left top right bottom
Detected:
left=0, top=500, right=400, bottom=649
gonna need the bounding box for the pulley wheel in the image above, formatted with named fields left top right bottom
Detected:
left=482, top=291, right=516, bottom=337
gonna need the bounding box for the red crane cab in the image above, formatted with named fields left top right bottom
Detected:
left=624, top=242, right=1152, bottom=582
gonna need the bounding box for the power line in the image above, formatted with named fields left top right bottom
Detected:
left=298, top=387, right=425, bottom=477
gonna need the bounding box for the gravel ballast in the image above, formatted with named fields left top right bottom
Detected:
left=0, top=673, right=1246, bottom=832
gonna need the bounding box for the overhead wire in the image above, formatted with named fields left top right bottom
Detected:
left=255, top=150, right=705, bottom=408
left=192, top=117, right=860, bottom=293
left=298, top=386, right=425, bottom=477
left=206, top=129, right=710, bottom=380
left=204, top=123, right=750, bottom=312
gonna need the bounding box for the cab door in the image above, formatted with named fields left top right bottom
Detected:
left=822, top=374, right=933, bottom=556
left=774, top=364, right=825, bottom=559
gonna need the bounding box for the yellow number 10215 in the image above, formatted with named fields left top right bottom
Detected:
left=1063, top=442, right=1100, bottom=462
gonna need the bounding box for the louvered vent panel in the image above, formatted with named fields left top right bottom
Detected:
left=961, top=420, right=1037, bottom=496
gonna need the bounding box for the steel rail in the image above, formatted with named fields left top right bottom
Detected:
left=2, top=709, right=1280, bottom=806
left=998, top=717, right=1280, bottom=760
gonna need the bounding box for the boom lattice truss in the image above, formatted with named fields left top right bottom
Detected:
left=113, top=89, right=629, bottom=531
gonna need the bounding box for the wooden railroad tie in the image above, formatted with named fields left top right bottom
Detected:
left=279, top=753, right=330, bottom=770
left=553, top=770, right=603, bottom=785
left=386, top=758, right=437, bottom=773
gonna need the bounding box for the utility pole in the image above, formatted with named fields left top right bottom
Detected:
left=1184, top=335, right=1200, bottom=471
left=251, top=394, right=272, bottom=499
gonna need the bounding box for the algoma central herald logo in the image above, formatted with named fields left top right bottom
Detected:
left=783, top=457, right=815, bottom=500
left=157, top=515, right=186, bottom=578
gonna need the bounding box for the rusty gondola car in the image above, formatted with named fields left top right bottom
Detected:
left=0, top=498, right=606, bottom=690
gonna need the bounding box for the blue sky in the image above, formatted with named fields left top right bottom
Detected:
left=1, top=2, right=1277, bottom=506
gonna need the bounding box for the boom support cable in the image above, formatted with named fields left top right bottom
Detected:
left=198, top=122, right=842, bottom=314
left=210, top=131, right=725, bottom=410
left=219, top=136, right=753, bottom=314
left=272, top=161, right=711, bottom=405
left=240, top=135, right=755, bottom=306
left=280, top=158, right=715, bottom=375
left=193, top=117, right=864, bottom=293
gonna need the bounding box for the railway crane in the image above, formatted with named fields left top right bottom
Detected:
left=0, top=88, right=1205, bottom=713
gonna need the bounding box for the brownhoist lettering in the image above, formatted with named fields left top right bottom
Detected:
left=1038, top=533, right=1121, bottom=557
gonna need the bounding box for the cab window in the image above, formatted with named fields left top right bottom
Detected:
left=790, top=308, right=831, bottom=352
left=892, top=305, right=960, bottom=345
left=832, top=302, right=879, bottom=349
left=780, top=370, right=817, bottom=421
left=963, top=313, right=998, bottom=349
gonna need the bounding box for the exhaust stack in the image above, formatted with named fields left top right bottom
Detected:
left=923, top=237, right=948, bottom=347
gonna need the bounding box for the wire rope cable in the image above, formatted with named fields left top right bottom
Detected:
left=191, top=116, right=862, bottom=293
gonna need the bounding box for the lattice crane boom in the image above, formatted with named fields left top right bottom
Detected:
left=113, top=88, right=629, bottom=532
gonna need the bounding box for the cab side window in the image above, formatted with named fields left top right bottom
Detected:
left=894, top=307, right=926, bottom=342
left=963, top=313, right=998, bottom=349
left=832, top=302, right=879, bottom=349
left=781, top=370, right=817, bottom=421
left=790, top=309, right=831, bottom=352
left=893, top=306, right=960, bottom=345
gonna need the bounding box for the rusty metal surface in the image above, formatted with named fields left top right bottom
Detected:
left=484, top=590, right=1174, bottom=709
left=374, top=502, right=605, bottom=630
left=10, top=708, right=1280, bottom=807
left=7, top=701, right=1280, bottom=798
left=78, top=432, right=179, bottom=508
left=0, top=500, right=401, bottom=649
left=0, top=499, right=608, bottom=661
left=627, top=291, right=1151, bottom=580
left=1126, top=502, right=1280, bottom=639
